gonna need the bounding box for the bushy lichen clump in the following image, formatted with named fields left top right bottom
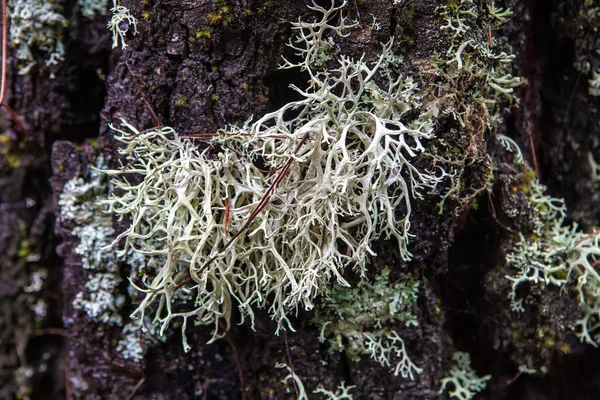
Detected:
left=312, top=267, right=421, bottom=378
left=8, top=0, right=68, bottom=74
left=101, top=0, right=448, bottom=349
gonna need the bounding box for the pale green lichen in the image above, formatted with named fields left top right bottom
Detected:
left=116, top=321, right=145, bottom=362
left=276, top=363, right=309, bottom=400
left=503, top=143, right=600, bottom=346
left=59, top=155, right=158, bottom=361
left=59, top=156, right=124, bottom=325
left=277, top=363, right=355, bottom=400
left=497, top=134, right=524, bottom=165
left=439, top=352, right=491, bottom=400
left=587, top=152, right=600, bottom=180
left=314, top=382, right=355, bottom=400
left=312, top=267, right=421, bottom=378
left=101, top=0, right=448, bottom=350
left=590, top=68, right=600, bottom=96
left=436, top=0, right=521, bottom=120
left=364, top=330, right=422, bottom=379
left=8, top=0, right=68, bottom=74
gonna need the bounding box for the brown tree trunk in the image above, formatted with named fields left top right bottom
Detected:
left=2, top=0, right=600, bottom=399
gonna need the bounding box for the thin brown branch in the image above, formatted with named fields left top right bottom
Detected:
left=3, top=103, right=25, bottom=134
left=574, top=228, right=600, bottom=248
left=283, top=331, right=299, bottom=399
left=526, top=120, right=539, bottom=177
left=126, top=62, right=161, bottom=127
left=34, top=328, right=68, bottom=337
left=487, top=191, right=514, bottom=233
left=0, top=0, right=7, bottom=105
left=223, top=326, right=246, bottom=400
left=125, top=375, right=146, bottom=400
left=65, top=357, right=72, bottom=400
left=184, top=132, right=286, bottom=139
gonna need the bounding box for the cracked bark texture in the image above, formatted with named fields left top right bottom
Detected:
left=2, top=0, right=600, bottom=399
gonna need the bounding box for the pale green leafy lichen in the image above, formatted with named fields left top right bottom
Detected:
left=116, top=321, right=145, bottom=362
left=8, top=0, right=67, bottom=74
left=59, top=155, right=158, bottom=361
left=59, top=156, right=125, bottom=325
left=101, top=0, right=447, bottom=350
left=312, top=267, right=421, bottom=378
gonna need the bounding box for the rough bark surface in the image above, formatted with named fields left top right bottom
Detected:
left=2, top=0, right=600, bottom=399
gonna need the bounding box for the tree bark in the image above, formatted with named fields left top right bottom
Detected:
left=2, top=0, right=600, bottom=399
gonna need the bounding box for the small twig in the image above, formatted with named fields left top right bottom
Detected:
left=0, top=0, right=6, bottom=106
left=65, top=356, right=72, bottom=400
left=34, top=328, right=67, bottom=337
left=526, top=120, right=539, bottom=177
left=223, top=325, right=246, bottom=400
left=125, top=375, right=146, bottom=400
left=283, top=330, right=299, bottom=399
left=185, top=132, right=286, bottom=139
left=224, top=197, right=230, bottom=239
left=574, top=228, right=600, bottom=248
left=126, top=62, right=161, bottom=127
left=505, top=371, right=522, bottom=386
left=487, top=191, right=514, bottom=233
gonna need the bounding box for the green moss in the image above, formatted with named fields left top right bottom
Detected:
left=195, top=28, right=212, bottom=40
left=17, top=240, right=30, bottom=259
left=429, top=1, right=521, bottom=214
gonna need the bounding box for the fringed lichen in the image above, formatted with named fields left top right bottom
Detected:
left=101, top=0, right=447, bottom=349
